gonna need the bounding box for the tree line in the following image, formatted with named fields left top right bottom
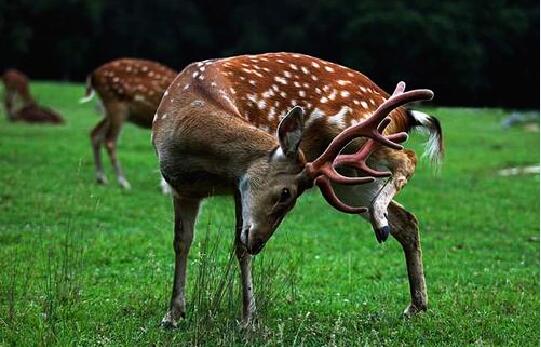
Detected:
left=0, top=0, right=538, bottom=107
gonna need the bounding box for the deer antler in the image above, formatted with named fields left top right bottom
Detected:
left=305, top=81, right=434, bottom=214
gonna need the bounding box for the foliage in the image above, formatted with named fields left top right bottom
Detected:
left=0, top=82, right=539, bottom=345
left=0, top=0, right=538, bottom=107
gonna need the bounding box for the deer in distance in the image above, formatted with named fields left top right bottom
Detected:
left=80, top=58, right=177, bottom=191
left=152, top=52, right=443, bottom=326
left=2, top=68, right=64, bottom=123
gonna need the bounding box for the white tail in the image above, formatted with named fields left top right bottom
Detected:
left=409, top=109, right=444, bottom=166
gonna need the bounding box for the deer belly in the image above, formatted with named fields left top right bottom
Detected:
left=159, top=154, right=234, bottom=198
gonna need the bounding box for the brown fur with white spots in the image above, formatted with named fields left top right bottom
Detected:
left=81, top=58, right=177, bottom=190
left=153, top=53, right=443, bottom=326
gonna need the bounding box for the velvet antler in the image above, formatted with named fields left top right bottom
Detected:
left=305, top=81, right=434, bottom=214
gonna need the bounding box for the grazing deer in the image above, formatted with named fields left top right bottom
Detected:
left=2, top=69, right=34, bottom=120
left=80, top=58, right=177, bottom=190
left=152, top=53, right=444, bottom=326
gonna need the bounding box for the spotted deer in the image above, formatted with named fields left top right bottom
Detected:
left=2, top=68, right=34, bottom=120
left=152, top=53, right=443, bottom=326
left=80, top=58, right=177, bottom=190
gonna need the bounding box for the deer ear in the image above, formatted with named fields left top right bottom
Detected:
left=277, top=106, right=305, bottom=158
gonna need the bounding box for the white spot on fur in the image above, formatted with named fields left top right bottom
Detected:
left=257, top=100, right=267, bottom=109
left=328, top=90, right=337, bottom=101
left=328, top=106, right=351, bottom=128
left=274, top=76, right=287, bottom=84
left=269, top=107, right=276, bottom=118
left=311, top=62, right=320, bottom=68
left=337, top=80, right=350, bottom=85
left=324, top=66, right=335, bottom=72
left=262, top=89, right=274, bottom=98
left=299, top=90, right=306, bottom=97
left=320, top=96, right=328, bottom=103
left=340, top=90, right=350, bottom=97
left=361, top=101, right=369, bottom=109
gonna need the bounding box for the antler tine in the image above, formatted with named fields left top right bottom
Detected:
left=305, top=81, right=435, bottom=215
left=314, top=176, right=368, bottom=214
left=318, top=162, right=376, bottom=185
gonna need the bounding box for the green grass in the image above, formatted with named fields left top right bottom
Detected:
left=0, top=82, right=539, bottom=346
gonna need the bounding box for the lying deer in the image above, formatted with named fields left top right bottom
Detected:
left=152, top=53, right=443, bottom=326
left=80, top=58, right=177, bottom=190
left=2, top=69, right=34, bottom=120
left=2, top=69, right=65, bottom=124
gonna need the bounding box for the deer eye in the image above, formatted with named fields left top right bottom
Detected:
left=279, top=188, right=291, bottom=203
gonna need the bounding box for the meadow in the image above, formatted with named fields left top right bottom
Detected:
left=0, top=82, right=539, bottom=346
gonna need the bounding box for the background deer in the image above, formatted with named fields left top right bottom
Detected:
left=80, top=58, right=177, bottom=190
left=2, top=69, right=34, bottom=120
left=152, top=53, right=443, bottom=326
left=2, top=68, right=65, bottom=123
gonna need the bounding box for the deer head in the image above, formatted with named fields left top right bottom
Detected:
left=239, top=82, right=433, bottom=254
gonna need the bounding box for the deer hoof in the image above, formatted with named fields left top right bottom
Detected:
left=118, top=177, right=132, bottom=190
left=403, top=303, right=427, bottom=318
left=96, top=174, right=108, bottom=185
left=161, top=310, right=185, bottom=328
left=374, top=225, right=390, bottom=243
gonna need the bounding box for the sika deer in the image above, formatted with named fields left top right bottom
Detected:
left=152, top=53, right=443, bottom=326
left=1, top=69, right=34, bottom=120
left=81, top=58, right=177, bottom=190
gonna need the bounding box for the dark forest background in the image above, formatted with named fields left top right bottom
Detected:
left=0, top=0, right=538, bottom=108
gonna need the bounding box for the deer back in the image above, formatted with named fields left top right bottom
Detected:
left=91, top=59, right=177, bottom=127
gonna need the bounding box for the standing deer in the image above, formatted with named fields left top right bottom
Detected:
left=2, top=69, right=34, bottom=120
left=80, top=58, right=177, bottom=190
left=152, top=53, right=444, bottom=326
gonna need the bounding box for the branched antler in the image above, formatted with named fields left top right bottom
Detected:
left=305, top=81, right=434, bottom=214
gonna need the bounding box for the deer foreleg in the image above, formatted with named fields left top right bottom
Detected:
left=162, top=196, right=200, bottom=327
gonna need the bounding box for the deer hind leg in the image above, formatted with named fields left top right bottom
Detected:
left=234, top=190, right=256, bottom=325
left=90, top=118, right=110, bottom=185
left=103, top=102, right=131, bottom=189
left=162, top=196, right=200, bottom=328
left=368, top=148, right=417, bottom=242
left=388, top=200, right=428, bottom=316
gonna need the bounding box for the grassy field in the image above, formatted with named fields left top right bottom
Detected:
left=0, top=82, right=539, bottom=346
